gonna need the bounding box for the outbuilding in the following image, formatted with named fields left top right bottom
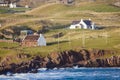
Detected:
left=21, top=34, right=46, bottom=47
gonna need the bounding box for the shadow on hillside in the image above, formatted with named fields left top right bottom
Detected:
left=47, top=40, right=68, bottom=46
left=95, top=26, right=106, bottom=30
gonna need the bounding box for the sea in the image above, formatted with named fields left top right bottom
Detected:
left=0, top=67, right=120, bottom=80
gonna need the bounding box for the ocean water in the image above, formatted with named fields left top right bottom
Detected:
left=0, top=67, right=120, bottom=80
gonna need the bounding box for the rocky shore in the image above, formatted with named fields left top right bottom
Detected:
left=0, top=49, right=120, bottom=75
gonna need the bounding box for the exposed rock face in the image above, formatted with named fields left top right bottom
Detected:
left=86, top=56, right=120, bottom=67
left=45, top=49, right=120, bottom=68
left=0, top=49, right=120, bottom=74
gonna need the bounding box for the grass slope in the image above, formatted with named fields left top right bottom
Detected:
left=28, top=2, right=120, bottom=16
left=0, top=2, right=120, bottom=59
left=0, top=27, right=120, bottom=58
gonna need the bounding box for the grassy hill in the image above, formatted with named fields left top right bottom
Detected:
left=28, top=2, right=120, bottom=14
left=1, top=2, right=120, bottom=30
left=0, top=27, right=120, bottom=57
left=0, top=1, right=120, bottom=59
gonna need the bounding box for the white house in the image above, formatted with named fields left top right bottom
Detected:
left=25, top=5, right=29, bottom=8
left=69, top=19, right=95, bottom=30
left=21, top=34, right=46, bottom=47
left=9, top=3, right=16, bottom=8
left=37, top=34, right=46, bottom=46
left=0, top=0, right=8, bottom=6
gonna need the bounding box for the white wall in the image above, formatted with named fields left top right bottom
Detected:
left=9, top=3, right=16, bottom=8
left=37, top=34, right=46, bottom=46
left=69, top=24, right=81, bottom=29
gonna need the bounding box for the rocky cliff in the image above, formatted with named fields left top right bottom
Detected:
left=0, top=49, right=120, bottom=74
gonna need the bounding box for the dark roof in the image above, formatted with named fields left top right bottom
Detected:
left=23, top=35, right=39, bottom=41
left=71, top=20, right=92, bottom=26
left=21, top=30, right=33, bottom=35
left=72, top=21, right=80, bottom=25
left=83, top=20, right=92, bottom=26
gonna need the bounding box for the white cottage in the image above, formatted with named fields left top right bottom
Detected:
left=9, top=3, right=16, bottom=8
left=25, top=5, right=29, bottom=8
left=0, top=0, right=8, bottom=6
left=21, top=34, right=46, bottom=47
left=69, top=19, right=95, bottom=30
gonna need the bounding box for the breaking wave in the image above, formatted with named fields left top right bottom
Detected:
left=0, top=68, right=120, bottom=80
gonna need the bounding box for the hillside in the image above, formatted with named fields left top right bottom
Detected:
left=16, top=0, right=47, bottom=7
left=2, top=0, right=119, bottom=8
left=0, top=1, right=120, bottom=56
left=0, top=1, right=119, bottom=40
left=0, top=1, right=120, bottom=73
left=17, top=0, right=120, bottom=8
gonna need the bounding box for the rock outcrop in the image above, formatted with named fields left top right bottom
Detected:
left=0, top=49, right=120, bottom=74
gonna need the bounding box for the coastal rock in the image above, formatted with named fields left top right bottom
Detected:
left=0, top=49, right=119, bottom=74
left=85, top=56, right=120, bottom=67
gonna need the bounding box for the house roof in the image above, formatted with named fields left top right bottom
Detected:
left=23, top=35, right=39, bottom=41
left=71, top=19, right=92, bottom=26
left=72, top=21, right=80, bottom=25
left=83, top=20, right=92, bottom=26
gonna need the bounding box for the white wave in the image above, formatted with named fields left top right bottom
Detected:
left=0, top=68, right=120, bottom=80
left=53, top=67, right=58, bottom=70
left=113, top=75, right=119, bottom=78
left=73, top=65, right=78, bottom=69
left=59, top=68, right=65, bottom=70
left=38, top=68, right=47, bottom=71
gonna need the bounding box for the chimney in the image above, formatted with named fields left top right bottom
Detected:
left=81, top=19, right=83, bottom=22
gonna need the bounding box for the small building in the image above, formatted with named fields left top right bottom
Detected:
left=20, top=30, right=33, bottom=41
left=9, top=3, right=16, bottom=8
left=59, top=0, right=74, bottom=4
left=20, top=30, right=33, bottom=36
left=25, top=5, right=29, bottom=8
left=21, top=34, right=46, bottom=47
left=69, top=19, right=95, bottom=30
left=0, top=0, right=8, bottom=6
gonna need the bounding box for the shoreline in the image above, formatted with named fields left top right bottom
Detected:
left=0, top=49, right=120, bottom=75
left=3, top=67, right=120, bottom=76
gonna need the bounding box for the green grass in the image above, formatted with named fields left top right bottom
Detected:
left=76, top=4, right=120, bottom=12
left=0, top=27, right=119, bottom=59
left=1, top=2, right=120, bottom=32
left=0, top=42, right=19, bottom=48
left=0, top=49, right=17, bottom=57
left=1, top=28, right=117, bottom=57
left=28, top=3, right=120, bottom=17
left=0, top=7, right=31, bottom=14
left=0, top=2, right=120, bottom=59
left=10, top=8, right=31, bottom=11
left=0, top=8, right=9, bottom=13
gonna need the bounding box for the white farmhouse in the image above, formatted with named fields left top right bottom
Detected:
left=0, top=0, right=8, bottom=6
left=21, top=34, right=46, bottom=47
left=9, top=3, right=16, bottom=8
left=25, top=5, right=29, bottom=8
left=69, top=19, right=95, bottom=30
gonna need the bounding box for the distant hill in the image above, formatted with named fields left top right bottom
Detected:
left=0, top=0, right=120, bottom=39
left=16, top=0, right=47, bottom=7
left=2, top=0, right=119, bottom=8
left=27, top=1, right=120, bottom=16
